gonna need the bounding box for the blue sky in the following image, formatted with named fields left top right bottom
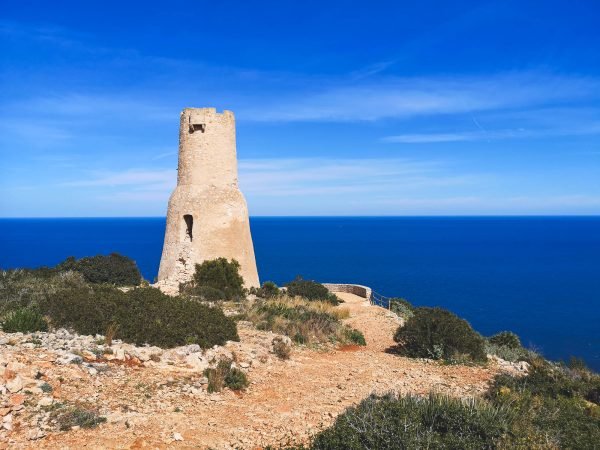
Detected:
left=1, top=0, right=599, bottom=216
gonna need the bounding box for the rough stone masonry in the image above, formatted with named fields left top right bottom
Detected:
left=157, top=108, right=259, bottom=289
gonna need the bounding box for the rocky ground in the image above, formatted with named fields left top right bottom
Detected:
left=1, top=293, right=527, bottom=449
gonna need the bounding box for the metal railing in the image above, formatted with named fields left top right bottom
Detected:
left=370, top=289, right=392, bottom=309
left=323, top=282, right=393, bottom=310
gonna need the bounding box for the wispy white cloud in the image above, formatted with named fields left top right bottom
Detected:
left=62, top=169, right=175, bottom=191
left=0, top=119, right=73, bottom=148
left=0, top=20, right=90, bottom=48
left=5, top=156, right=600, bottom=216
left=6, top=56, right=600, bottom=128
left=383, top=132, right=491, bottom=143
left=60, top=158, right=482, bottom=209
left=241, top=72, right=600, bottom=122
left=349, top=60, right=397, bottom=80
left=238, top=158, right=479, bottom=196
left=383, top=122, right=600, bottom=144
left=9, top=94, right=174, bottom=122
left=379, top=195, right=600, bottom=211
left=151, top=150, right=178, bottom=161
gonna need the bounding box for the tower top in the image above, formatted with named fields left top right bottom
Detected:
left=177, top=107, right=238, bottom=187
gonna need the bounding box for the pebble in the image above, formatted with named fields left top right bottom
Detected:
left=173, top=432, right=184, bottom=441
left=9, top=394, right=25, bottom=406
left=6, top=375, right=23, bottom=393
left=37, top=397, right=54, bottom=407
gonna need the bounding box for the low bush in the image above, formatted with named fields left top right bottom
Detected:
left=389, top=297, right=415, bottom=319
left=308, top=392, right=515, bottom=449
left=116, top=288, right=239, bottom=348
left=58, top=253, right=142, bottom=286
left=1, top=307, right=48, bottom=333
left=204, top=359, right=249, bottom=392
left=485, top=331, right=534, bottom=362
left=488, top=331, right=521, bottom=349
left=485, top=342, right=534, bottom=363
left=393, top=307, right=487, bottom=362
left=345, top=328, right=366, bottom=346
left=192, top=258, right=245, bottom=300
left=490, top=356, right=600, bottom=403
left=0, top=269, right=88, bottom=315
left=285, top=277, right=339, bottom=305
left=244, top=296, right=359, bottom=346
left=567, top=355, right=588, bottom=371
left=488, top=358, right=600, bottom=448
left=40, top=284, right=122, bottom=337
left=40, top=285, right=239, bottom=349
left=205, top=359, right=231, bottom=393
left=50, top=405, right=106, bottom=431
left=225, top=367, right=249, bottom=390
left=272, top=336, right=292, bottom=360
left=256, top=281, right=281, bottom=299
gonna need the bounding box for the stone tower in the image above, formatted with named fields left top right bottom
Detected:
left=158, top=108, right=259, bottom=289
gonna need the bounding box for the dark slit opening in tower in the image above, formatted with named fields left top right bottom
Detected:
left=184, top=214, right=193, bottom=241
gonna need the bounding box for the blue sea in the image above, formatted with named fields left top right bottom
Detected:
left=1, top=217, right=599, bottom=370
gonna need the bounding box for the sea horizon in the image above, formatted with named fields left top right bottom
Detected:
left=2, top=214, right=599, bottom=219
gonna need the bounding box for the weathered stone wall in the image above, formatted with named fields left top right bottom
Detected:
left=157, top=108, right=260, bottom=289
left=322, top=283, right=372, bottom=301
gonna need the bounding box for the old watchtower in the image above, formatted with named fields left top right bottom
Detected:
left=157, top=108, right=260, bottom=289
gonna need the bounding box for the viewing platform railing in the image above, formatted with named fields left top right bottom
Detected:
left=323, top=283, right=393, bottom=310
left=370, top=290, right=392, bottom=309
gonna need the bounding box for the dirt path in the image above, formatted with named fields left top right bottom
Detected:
left=5, top=294, right=500, bottom=449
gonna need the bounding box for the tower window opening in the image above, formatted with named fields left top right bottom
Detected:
left=189, top=123, right=205, bottom=133
left=184, top=214, right=193, bottom=241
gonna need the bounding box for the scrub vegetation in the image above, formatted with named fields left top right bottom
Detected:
left=242, top=296, right=364, bottom=346
left=0, top=258, right=238, bottom=349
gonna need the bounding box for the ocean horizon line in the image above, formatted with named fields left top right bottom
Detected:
left=1, top=215, right=600, bottom=220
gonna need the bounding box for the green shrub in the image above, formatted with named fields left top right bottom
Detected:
left=389, top=297, right=415, bottom=319
left=345, top=328, right=366, bottom=346
left=488, top=359, right=600, bottom=448
left=192, top=258, right=245, bottom=299
left=58, top=253, right=142, bottom=286
left=115, top=287, right=239, bottom=348
left=247, top=299, right=336, bottom=345
left=256, top=281, right=281, bottom=299
left=586, top=386, right=600, bottom=404
left=50, top=405, right=106, bottom=431
left=1, top=307, right=48, bottom=333
left=272, top=337, right=292, bottom=360
left=285, top=277, right=339, bottom=304
left=485, top=342, right=534, bottom=363
left=309, top=392, right=514, bottom=449
left=488, top=331, right=521, bottom=349
left=204, top=359, right=230, bottom=393
left=41, top=285, right=239, bottom=349
left=0, top=269, right=88, bottom=316
left=490, top=357, right=600, bottom=403
left=567, top=355, right=588, bottom=371
left=204, top=359, right=249, bottom=392
left=225, top=367, right=249, bottom=390
left=485, top=331, right=533, bottom=362
left=40, top=284, right=122, bottom=337
left=393, top=307, right=487, bottom=362
left=244, top=297, right=356, bottom=346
